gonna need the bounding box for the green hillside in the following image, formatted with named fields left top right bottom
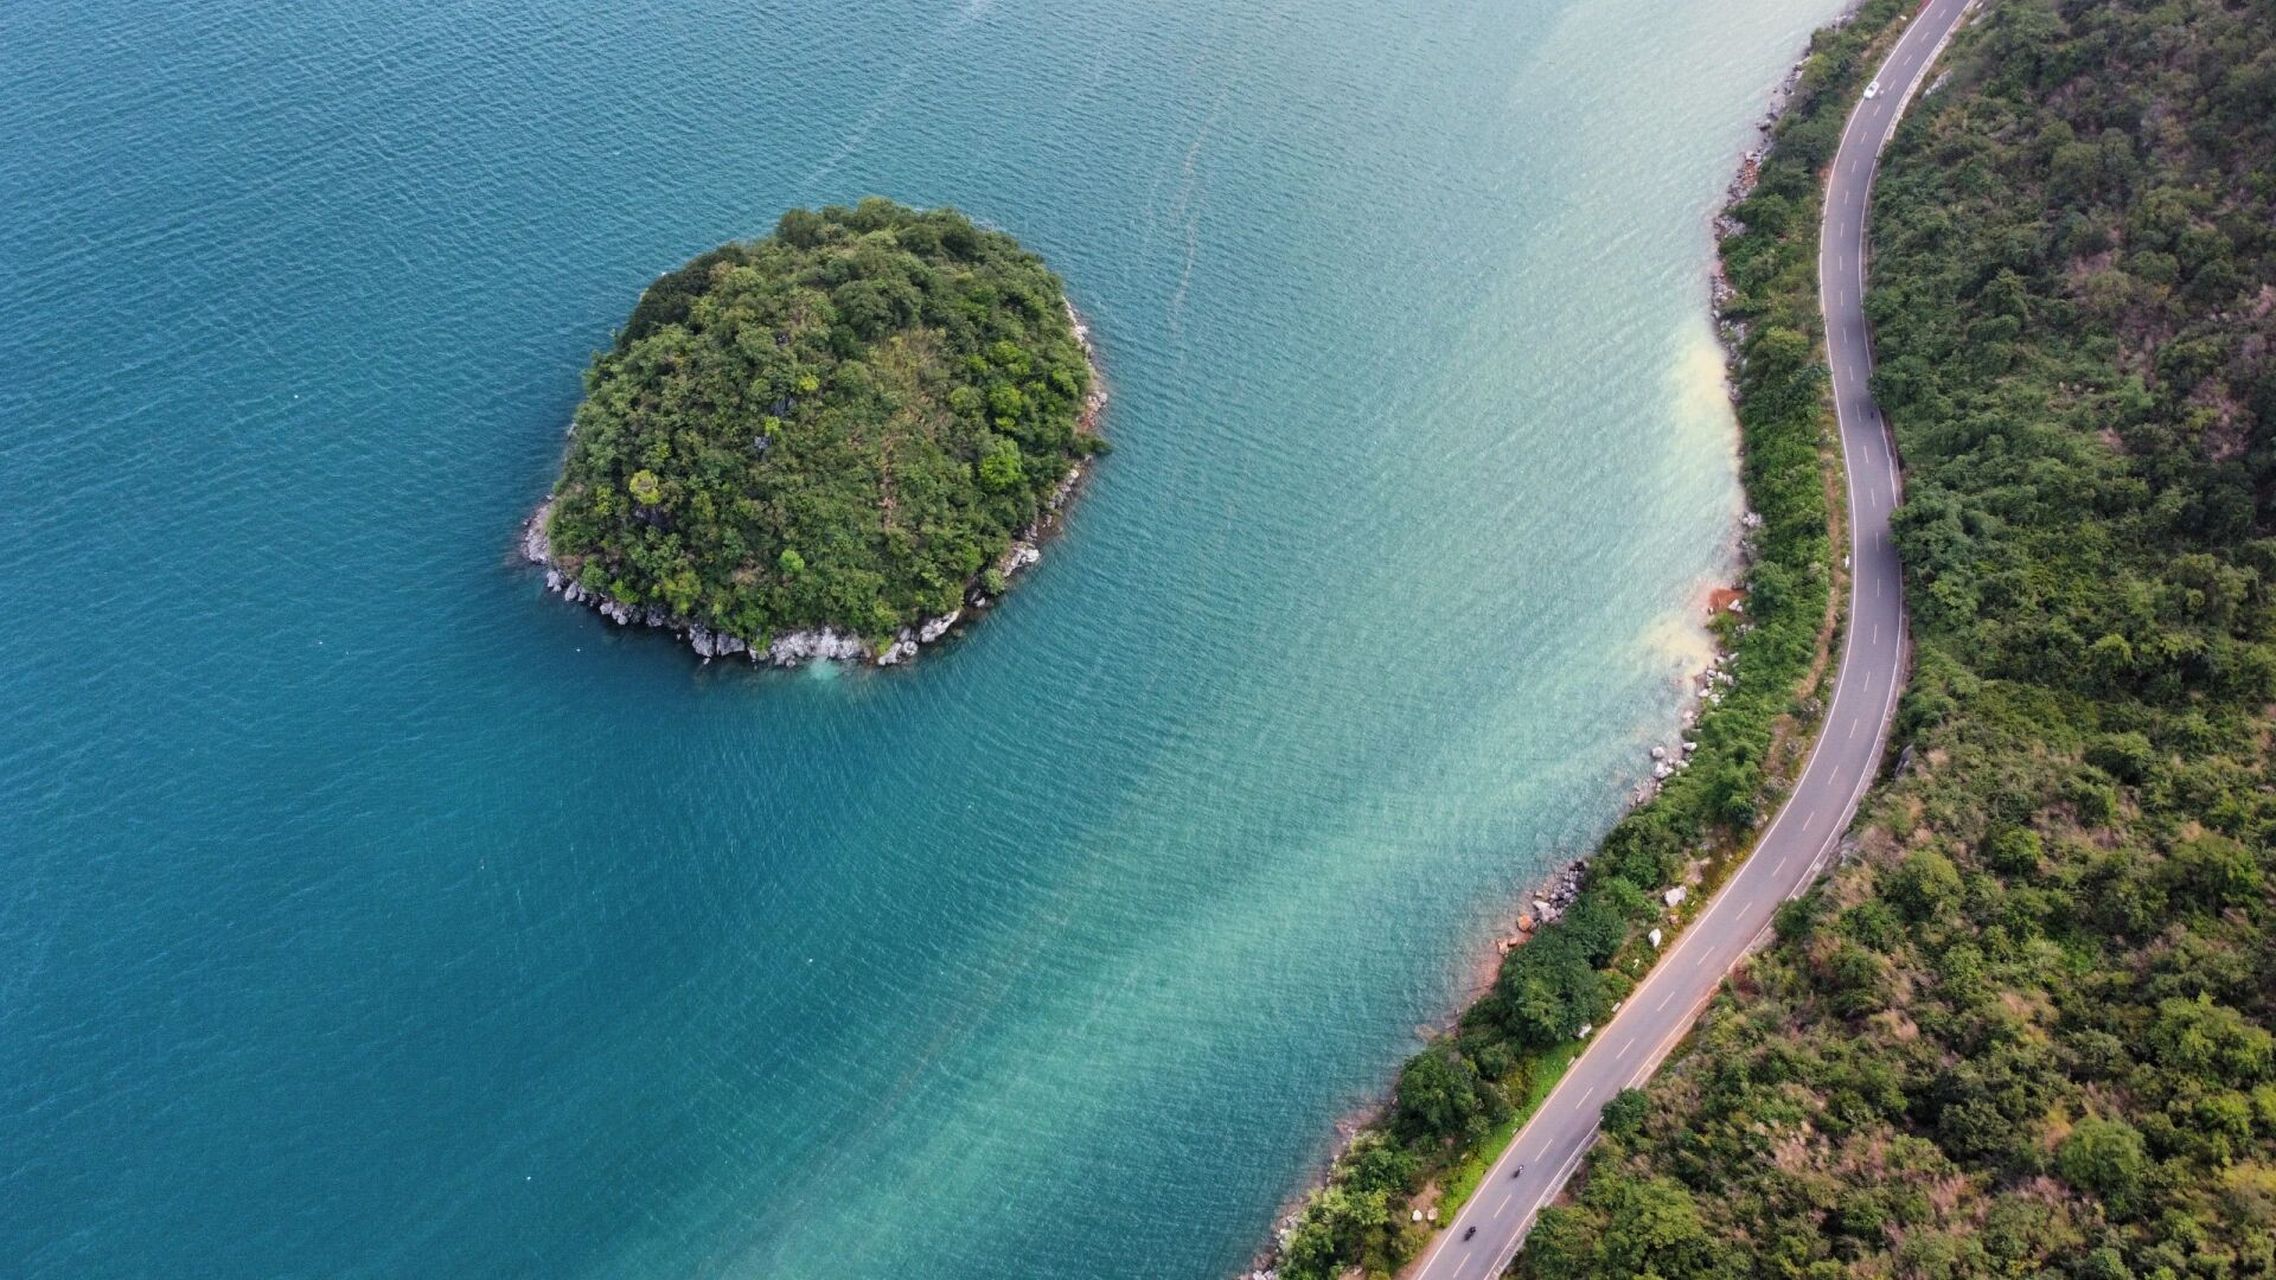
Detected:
left=1521, top=1, right=2276, bottom=1275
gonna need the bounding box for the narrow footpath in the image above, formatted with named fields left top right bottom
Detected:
left=1407, top=2, right=1969, bottom=1275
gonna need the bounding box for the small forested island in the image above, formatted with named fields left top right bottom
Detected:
left=524, top=198, right=1104, bottom=666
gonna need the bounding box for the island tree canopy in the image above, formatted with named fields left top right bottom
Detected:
left=543, top=198, right=1099, bottom=646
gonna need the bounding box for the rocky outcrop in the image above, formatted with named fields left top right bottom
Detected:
left=918, top=610, right=961, bottom=644
left=1534, top=860, right=1585, bottom=922
left=765, top=628, right=867, bottom=666
left=521, top=502, right=553, bottom=565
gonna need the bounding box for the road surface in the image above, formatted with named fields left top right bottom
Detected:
left=1407, top=3, right=1968, bottom=1275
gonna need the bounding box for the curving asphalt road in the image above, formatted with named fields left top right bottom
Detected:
left=1407, top=3, right=1969, bottom=1276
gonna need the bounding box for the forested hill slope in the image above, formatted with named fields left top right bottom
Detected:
left=1520, top=1, right=2276, bottom=1276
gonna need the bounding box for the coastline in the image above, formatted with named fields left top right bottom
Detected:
left=1242, top=601, right=1730, bottom=1278
left=1708, top=54, right=1813, bottom=353
left=520, top=299, right=1107, bottom=668
left=1244, top=27, right=1852, bottom=1280
left=1424, top=22, right=1828, bottom=1156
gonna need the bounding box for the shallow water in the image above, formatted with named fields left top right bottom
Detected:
left=0, top=0, right=1842, bottom=1274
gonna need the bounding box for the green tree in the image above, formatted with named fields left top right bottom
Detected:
left=1887, top=849, right=1964, bottom=922
left=1600, top=1087, right=1649, bottom=1138
left=978, top=438, right=1026, bottom=492
left=1392, top=1042, right=1505, bottom=1146
left=1597, top=1176, right=1720, bottom=1278
left=2058, top=1117, right=2149, bottom=1213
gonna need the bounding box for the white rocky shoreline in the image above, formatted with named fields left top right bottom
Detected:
left=520, top=301, right=1107, bottom=669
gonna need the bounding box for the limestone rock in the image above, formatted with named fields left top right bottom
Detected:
left=918, top=610, right=961, bottom=644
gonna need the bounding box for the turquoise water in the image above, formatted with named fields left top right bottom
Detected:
left=0, top=0, right=1843, bottom=1275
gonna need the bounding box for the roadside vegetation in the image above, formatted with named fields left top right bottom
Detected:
left=1265, top=7, right=1924, bottom=1276
left=1520, top=1, right=2276, bottom=1275
left=542, top=198, right=1099, bottom=649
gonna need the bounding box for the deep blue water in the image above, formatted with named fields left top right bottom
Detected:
left=1, top=0, right=1840, bottom=1274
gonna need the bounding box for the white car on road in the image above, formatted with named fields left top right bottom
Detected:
left=1864, top=80, right=1882, bottom=98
